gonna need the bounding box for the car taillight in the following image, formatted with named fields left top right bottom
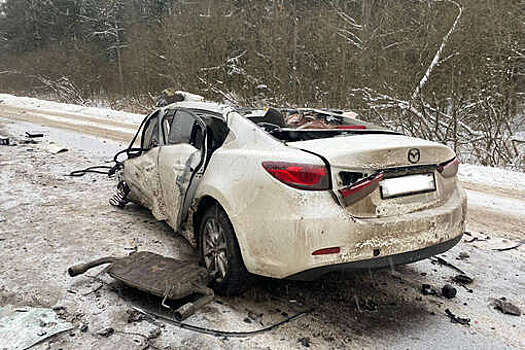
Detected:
left=437, top=157, right=459, bottom=178
left=312, top=247, right=340, bottom=256
left=339, top=172, right=384, bottom=205
left=262, top=161, right=330, bottom=190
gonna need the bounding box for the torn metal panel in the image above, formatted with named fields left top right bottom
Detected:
left=68, top=252, right=213, bottom=320
left=123, top=148, right=167, bottom=221
left=0, top=306, right=73, bottom=350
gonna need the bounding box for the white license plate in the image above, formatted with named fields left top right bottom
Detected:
left=380, top=173, right=436, bottom=199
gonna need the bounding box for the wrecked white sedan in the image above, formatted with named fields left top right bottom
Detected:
left=117, top=99, right=466, bottom=295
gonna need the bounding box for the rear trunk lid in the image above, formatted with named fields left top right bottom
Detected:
left=288, top=134, right=457, bottom=218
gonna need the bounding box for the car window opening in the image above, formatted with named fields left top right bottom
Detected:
left=240, top=107, right=399, bottom=142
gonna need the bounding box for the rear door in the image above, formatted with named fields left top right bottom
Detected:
left=158, top=108, right=207, bottom=230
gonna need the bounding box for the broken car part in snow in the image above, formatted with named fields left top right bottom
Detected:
left=421, top=284, right=439, bottom=296
left=0, top=306, right=74, bottom=350
left=429, top=256, right=466, bottom=275
left=492, top=241, right=524, bottom=252
left=452, top=274, right=474, bottom=292
left=441, top=284, right=457, bottom=299
left=45, top=143, right=68, bottom=154
left=445, top=308, right=471, bottom=326
left=130, top=305, right=311, bottom=338
left=421, top=283, right=457, bottom=298
left=453, top=274, right=473, bottom=285
left=68, top=251, right=214, bottom=320
left=25, top=132, right=44, bottom=138
left=490, top=298, right=522, bottom=316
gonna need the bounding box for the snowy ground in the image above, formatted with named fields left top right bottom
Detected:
left=0, top=94, right=524, bottom=349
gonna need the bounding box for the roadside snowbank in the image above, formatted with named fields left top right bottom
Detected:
left=0, top=93, right=144, bottom=125
left=459, top=164, right=525, bottom=193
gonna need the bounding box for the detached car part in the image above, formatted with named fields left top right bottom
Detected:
left=68, top=251, right=214, bottom=320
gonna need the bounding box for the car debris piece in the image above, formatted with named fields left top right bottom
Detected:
left=298, top=336, right=311, bottom=347
left=453, top=274, right=473, bottom=285
left=97, top=327, right=115, bottom=337
left=430, top=256, right=466, bottom=275
left=442, top=284, right=457, bottom=299
left=0, top=305, right=74, bottom=350
left=492, top=241, right=523, bottom=252
left=45, top=143, right=68, bottom=154
left=445, top=308, right=470, bottom=326
left=131, top=305, right=311, bottom=338
left=25, top=132, right=44, bottom=138
left=68, top=251, right=213, bottom=320
left=421, top=284, right=439, bottom=296
left=490, top=298, right=522, bottom=316
left=457, top=252, right=470, bottom=260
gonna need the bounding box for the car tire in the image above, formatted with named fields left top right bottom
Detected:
left=199, top=204, right=248, bottom=296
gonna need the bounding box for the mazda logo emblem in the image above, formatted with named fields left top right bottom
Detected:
left=408, top=148, right=421, bottom=164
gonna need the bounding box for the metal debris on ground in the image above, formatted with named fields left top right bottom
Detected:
left=457, top=252, right=470, bottom=260
left=0, top=305, right=73, bottom=350
left=453, top=274, right=474, bottom=285
left=445, top=308, right=471, bottom=326
left=492, top=241, right=524, bottom=252
left=490, top=298, right=522, bottom=316
left=441, top=284, right=457, bottom=299
left=25, top=132, right=44, bottom=138
left=421, top=284, right=439, bottom=296
left=68, top=251, right=214, bottom=320
left=131, top=305, right=311, bottom=338
left=45, top=143, right=68, bottom=154
left=430, top=256, right=466, bottom=275
left=465, top=237, right=486, bottom=243
left=298, top=336, right=311, bottom=347
left=97, top=327, right=115, bottom=337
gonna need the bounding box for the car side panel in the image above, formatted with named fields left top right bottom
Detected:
left=124, top=148, right=167, bottom=221
left=193, top=112, right=466, bottom=279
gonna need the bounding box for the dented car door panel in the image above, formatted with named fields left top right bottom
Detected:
left=158, top=108, right=207, bottom=231
left=158, top=143, right=203, bottom=230
left=124, top=147, right=167, bottom=221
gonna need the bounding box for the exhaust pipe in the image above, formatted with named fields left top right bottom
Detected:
left=174, top=294, right=214, bottom=321
left=68, top=257, right=117, bottom=277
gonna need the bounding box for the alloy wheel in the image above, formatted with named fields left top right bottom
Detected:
left=202, top=217, right=229, bottom=282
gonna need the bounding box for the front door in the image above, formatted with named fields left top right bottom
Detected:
left=158, top=108, right=207, bottom=230
left=123, top=110, right=167, bottom=220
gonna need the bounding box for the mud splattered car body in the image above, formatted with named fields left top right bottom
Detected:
left=122, top=100, right=467, bottom=294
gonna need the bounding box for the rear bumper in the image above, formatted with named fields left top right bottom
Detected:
left=230, top=181, right=467, bottom=279
left=287, top=234, right=462, bottom=280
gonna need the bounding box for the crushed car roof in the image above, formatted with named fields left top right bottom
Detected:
left=163, top=101, right=231, bottom=115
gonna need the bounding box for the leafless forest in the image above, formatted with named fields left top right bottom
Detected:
left=1, top=0, right=524, bottom=168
